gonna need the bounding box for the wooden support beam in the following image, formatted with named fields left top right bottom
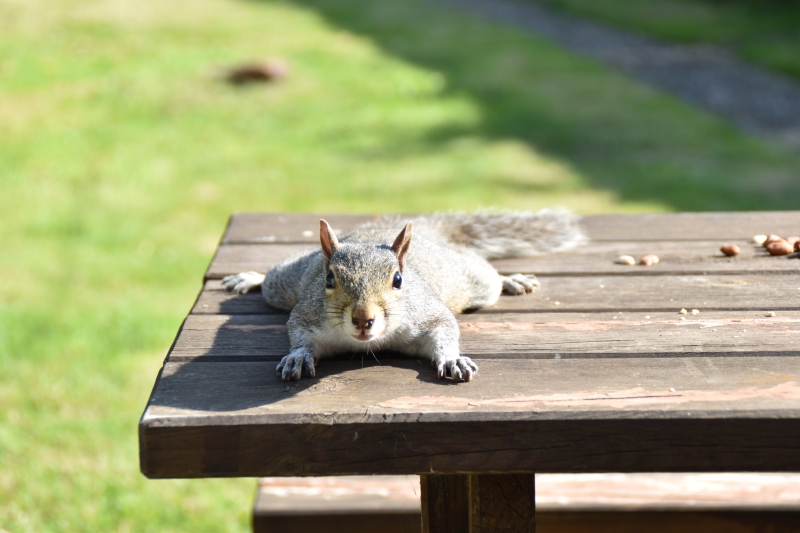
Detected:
left=421, top=474, right=535, bottom=533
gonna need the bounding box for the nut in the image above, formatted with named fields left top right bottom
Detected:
left=767, top=311, right=776, bottom=317
left=753, top=235, right=768, bottom=245
left=615, top=255, right=635, bottom=265
left=795, top=240, right=800, bottom=253
left=763, top=234, right=783, bottom=247
left=679, top=308, right=687, bottom=314
left=766, top=240, right=793, bottom=256
left=225, top=60, right=288, bottom=84
left=691, top=309, right=700, bottom=315
left=720, top=244, right=740, bottom=257
left=639, top=254, right=659, bottom=266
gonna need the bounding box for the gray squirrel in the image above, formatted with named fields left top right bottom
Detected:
left=222, top=211, right=584, bottom=382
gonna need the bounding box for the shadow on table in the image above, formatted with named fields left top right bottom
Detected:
left=148, top=292, right=464, bottom=413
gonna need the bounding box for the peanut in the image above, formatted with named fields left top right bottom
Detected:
left=639, top=254, right=659, bottom=266
left=720, top=244, right=740, bottom=256
left=615, top=255, right=635, bottom=265
left=763, top=234, right=783, bottom=247
left=766, top=240, right=793, bottom=256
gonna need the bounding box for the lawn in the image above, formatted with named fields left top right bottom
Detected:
left=543, top=0, right=800, bottom=80
left=2, top=0, right=800, bottom=531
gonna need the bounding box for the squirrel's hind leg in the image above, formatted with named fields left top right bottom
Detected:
left=501, top=274, right=540, bottom=295
left=222, top=271, right=266, bottom=294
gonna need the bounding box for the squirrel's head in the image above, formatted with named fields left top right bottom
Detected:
left=319, top=219, right=411, bottom=343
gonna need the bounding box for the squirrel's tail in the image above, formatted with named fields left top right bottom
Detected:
left=374, top=209, right=586, bottom=260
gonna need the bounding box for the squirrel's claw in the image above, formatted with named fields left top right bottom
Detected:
left=222, top=271, right=266, bottom=294
left=437, top=356, right=479, bottom=382
left=501, top=274, right=540, bottom=295
left=277, top=349, right=316, bottom=381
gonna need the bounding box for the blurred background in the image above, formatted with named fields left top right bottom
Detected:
left=1, top=0, right=799, bottom=531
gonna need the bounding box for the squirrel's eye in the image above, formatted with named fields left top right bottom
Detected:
left=326, top=270, right=335, bottom=289
left=392, top=272, right=402, bottom=289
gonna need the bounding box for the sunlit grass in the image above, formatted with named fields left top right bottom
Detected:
left=2, top=0, right=800, bottom=531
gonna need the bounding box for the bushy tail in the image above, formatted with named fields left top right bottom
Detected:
left=372, top=209, right=586, bottom=259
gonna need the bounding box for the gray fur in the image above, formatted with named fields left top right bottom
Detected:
left=222, top=210, right=584, bottom=382
left=365, top=209, right=585, bottom=259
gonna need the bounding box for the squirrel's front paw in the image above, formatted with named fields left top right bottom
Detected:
left=435, top=356, right=478, bottom=382
left=276, top=349, right=317, bottom=381
left=221, top=271, right=266, bottom=294
left=501, top=274, right=540, bottom=295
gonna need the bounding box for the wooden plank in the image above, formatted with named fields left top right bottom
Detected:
left=222, top=212, right=800, bottom=244
left=535, top=473, right=800, bottom=511
left=536, top=511, right=800, bottom=533
left=193, top=275, right=800, bottom=315
left=253, top=473, right=800, bottom=513
left=204, top=241, right=800, bottom=279
left=166, top=311, right=800, bottom=362
left=140, top=410, right=800, bottom=480
left=255, top=476, right=421, bottom=513
left=582, top=212, right=800, bottom=242
left=139, top=358, right=800, bottom=477
left=253, top=475, right=421, bottom=533
left=141, top=358, right=800, bottom=421
left=206, top=243, right=311, bottom=280
left=223, top=213, right=374, bottom=244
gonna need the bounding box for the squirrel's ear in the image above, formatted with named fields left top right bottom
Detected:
left=319, top=219, right=339, bottom=262
left=391, top=222, right=413, bottom=272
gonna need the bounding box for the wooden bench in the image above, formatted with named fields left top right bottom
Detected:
left=252, top=474, right=800, bottom=533
left=139, top=211, right=800, bottom=532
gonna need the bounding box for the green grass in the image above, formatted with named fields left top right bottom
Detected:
left=1, top=0, right=800, bottom=531
left=543, top=0, right=800, bottom=80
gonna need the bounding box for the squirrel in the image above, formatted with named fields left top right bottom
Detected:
left=222, top=210, right=584, bottom=382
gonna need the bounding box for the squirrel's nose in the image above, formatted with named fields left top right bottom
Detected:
left=351, top=312, right=375, bottom=330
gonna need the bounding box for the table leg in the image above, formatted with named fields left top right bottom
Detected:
left=421, top=473, right=535, bottom=533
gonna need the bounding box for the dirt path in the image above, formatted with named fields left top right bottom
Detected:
left=437, top=0, right=800, bottom=148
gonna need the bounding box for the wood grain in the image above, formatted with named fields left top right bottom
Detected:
left=222, top=212, right=800, bottom=244
left=204, top=240, right=800, bottom=279
left=166, top=311, right=800, bottom=362
left=142, top=357, right=800, bottom=421
left=469, top=474, right=535, bottom=533
left=421, top=474, right=536, bottom=533
left=140, top=417, right=800, bottom=478
left=193, top=275, right=800, bottom=315
left=421, top=475, right=469, bottom=533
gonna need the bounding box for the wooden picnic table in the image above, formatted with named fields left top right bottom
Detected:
left=139, top=211, right=800, bottom=532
